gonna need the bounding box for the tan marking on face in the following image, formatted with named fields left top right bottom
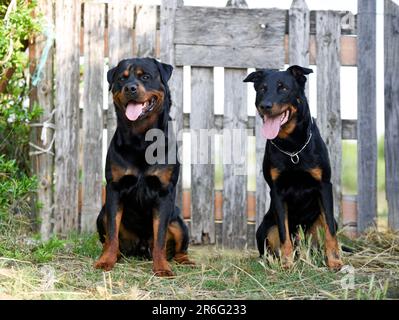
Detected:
left=270, top=167, right=280, bottom=181
left=278, top=104, right=298, bottom=139
left=113, top=91, right=127, bottom=109
left=135, top=67, right=144, bottom=77
left=308, top=167, right=323, bottom=181
left=123, top=69, right=129, bottom=77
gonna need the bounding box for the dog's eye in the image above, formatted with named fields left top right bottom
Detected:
left=259, top=85, right=267, bottom=92
left=278, top=83, right=288, bottom=91
left=141, top=74, right=150, bottom=81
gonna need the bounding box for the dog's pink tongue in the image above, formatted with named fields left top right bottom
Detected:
left=262, top=114, right=281, bottom=140
left=125, top=102, right=143, bottom=121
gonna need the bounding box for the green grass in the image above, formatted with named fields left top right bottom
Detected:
left=1, top=224, right=398, bottom=300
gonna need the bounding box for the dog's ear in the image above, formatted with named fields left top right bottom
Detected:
left=153, top=59, right=173, bottom=85
left=107, top=66, right=117, bottom=91
left=287, top=65, right=313, bottom=87
left=243, top=70, right=263, bottom=83
left=243, top=69, right=277, bottom=83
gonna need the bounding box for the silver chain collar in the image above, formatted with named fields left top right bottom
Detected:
left=268, top=117, right=314, bottom=165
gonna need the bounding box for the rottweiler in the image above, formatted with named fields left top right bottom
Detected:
left=94, top=58, right=194, bottom=277
left=244, top=65, right=343, bottom=270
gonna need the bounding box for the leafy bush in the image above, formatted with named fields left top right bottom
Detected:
left=0, top=0, right=42, bottom=173
left=0, top=154, right=37, bottom=218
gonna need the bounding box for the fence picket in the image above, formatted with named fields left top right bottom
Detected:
left=385, top=0, right=399, bottom=231
left=81, top=2, right=105, bottom=232
left=357, top=0, right=377, bottom=232
left=107, top=0, right=134, bottom=147
left=54, top=0, right=80, bottom=233
left=222, top=68, right=248, bottom=248
left=190, top=67, right=215, bottom=244
left=29, top=0, right=55, bottom=240
left=316, top=11, right=342, bottom=221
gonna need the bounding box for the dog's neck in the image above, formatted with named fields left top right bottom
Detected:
left=272, top=96, right=313, bottom=153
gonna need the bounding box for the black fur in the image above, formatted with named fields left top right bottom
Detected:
left=95, top=58, right=191, bottom=275
left=244, top=66, right=343, bottom=264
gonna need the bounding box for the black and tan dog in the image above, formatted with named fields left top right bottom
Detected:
left=94, top=58, right=194, bottom=277
left=244, top=65, right=343, bottom=270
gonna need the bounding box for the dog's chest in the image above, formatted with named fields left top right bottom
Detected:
left=111, top=163, right=174, bottom=193
left=275, top=169, right=319, bottom=199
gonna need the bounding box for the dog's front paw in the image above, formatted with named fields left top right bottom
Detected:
left=94, top=254, right=117, bottom=271
left=174, top=253, right=196, bottom=266
left=281, top=256, right=294, bottom=269
left=153, top=268, right=175, bottom=277
left=326, top=249, right=343, bottom=271
left=327, top=257, right=343, bottom=271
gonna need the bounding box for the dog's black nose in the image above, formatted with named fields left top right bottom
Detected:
left=124, top=84, right=137, bottom=94
left=129, top=85, right=137, bottom=93
left=259, top=102, right=273, bottom=111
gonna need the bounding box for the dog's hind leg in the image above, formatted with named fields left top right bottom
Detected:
left=319, top=182, right=343, bottom=270
left=256, top=211, right=275, bottom=257
left=96, top=205, right=106, bottom=243
left=256, top=220, right=268, bottom=257
left=168, top=211, right=195, bottom=265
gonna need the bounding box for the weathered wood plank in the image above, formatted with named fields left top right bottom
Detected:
left=289, top=0, right=310, bottom=66
left=221, top=0, right=248, bottom=249
left=134, top=5, right=157, bottom=57
left=385, top=0, right=399, bottom=231
left=357, top=0, right=377, bottom=232
left=285, top=35, right=357, bottom=67
left=107, top=0, right=134, bottom=147
left=168, top=67, right=184, bottom=209
left=216, top=222, right=256, bottom=249
left=341, top=119, right=357, bottom=140
left=29, top=0, right=55, bottom=240
left=190, top=67, right=215, bottom=244
left=81, top=2, right=104, bottom=232
left=316, top=11, right=342, bottom=221
left=54, top=0, right=80, bottom=234
left=222, top=68, right=248, bottom=249
left=309, top=11, right=356, bottom=35
left=160, top=0, right=184, bottom=209
left=81, top=28, right=358, bottom=67
left=175, top=7, right=286, bottom=47
left=247, top=223, right=256, bottom=249
left=175, top=44, right=285, bottom=69
left=289, top=0, right=310, bottom=97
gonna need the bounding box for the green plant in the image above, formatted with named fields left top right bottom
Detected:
left=0, top=0, right=42, bottom=173
left=0, top=155, right=37, bottom=217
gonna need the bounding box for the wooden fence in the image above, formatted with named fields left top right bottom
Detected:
left=28, top=0, right=399, bottom=247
